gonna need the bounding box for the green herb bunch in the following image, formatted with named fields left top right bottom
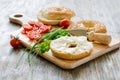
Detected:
left=38, top=28, right=70, bottom=53
left=16, top=28, right=70, bottom=80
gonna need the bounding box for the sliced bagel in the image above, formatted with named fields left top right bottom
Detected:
left=37, top=11, right=61, bottom=25
left=72, top=20, right=107, bottom=33
left=37, top=6, right=75, bottom=25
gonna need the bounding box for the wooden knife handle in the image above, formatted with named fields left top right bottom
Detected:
left=9, top=13, right=32, bottom=25
left=87, top=31, right=112, bottom=45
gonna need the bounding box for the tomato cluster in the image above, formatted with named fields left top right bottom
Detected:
left=22, top=21, right=52, bottom=41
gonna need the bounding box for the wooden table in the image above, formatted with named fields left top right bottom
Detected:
left=0, top=0, right=120, bottom=80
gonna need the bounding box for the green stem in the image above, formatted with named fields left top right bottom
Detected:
left=30, top=51, right=39, bottom=80
left=15, top=48, right=29, bottom=68
left=27, top=38, right=43, bottom=66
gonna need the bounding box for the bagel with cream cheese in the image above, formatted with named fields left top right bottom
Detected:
left=50, top=36, right=93, bottom=60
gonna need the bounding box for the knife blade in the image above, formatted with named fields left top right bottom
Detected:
left=67, top=28, right=87, bottom=36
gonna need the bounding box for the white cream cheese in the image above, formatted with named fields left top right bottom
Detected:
left=50, top=36, right=93, bottom=54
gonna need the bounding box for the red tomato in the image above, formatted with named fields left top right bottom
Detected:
left=59, top=19, right=70, bottom=28
left=34, top=25, right=52, bottom=34
left=22, top=21, right=52, bottom=41
left=27, top=31, right=41, bottom=40
left=10, top=37, right=22, bottom=48
left=28, top=21, right=36, bottom=26
left=22, top=24, right=33, bottom=31
left=46, top=25, right=52, bottom=31
left=21, top=29, right=27, bottom=34
left=33, top=26, right=43, bottom=34
left=33, top=26, right=40, bottom=31
left=35, top=29, right=43, bottom=34
left=28, top=21, right=43, bottom=28
left=41, top=25, right=52, bottom=33
left=40, top=26, right=48, bottom=33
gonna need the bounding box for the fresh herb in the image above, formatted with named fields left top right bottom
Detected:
left=15, top=28, right=70, bottom=80
left=43, top=28, right=70, bottom=40
left=39, top=40, right=51, bottom=53
left=15, top=48, right=29, bottom=68
left=37, top=28, right=70, bottom=53
left=16, top=28, right=70, bottom=66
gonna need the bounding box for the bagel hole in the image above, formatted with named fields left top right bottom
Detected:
left=83, top=22, right=94, bottom=27
left=56, top=8, right=62, bottom=11
left=67, top=43, right=77, bottom=48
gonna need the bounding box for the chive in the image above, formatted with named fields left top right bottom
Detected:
left=16, top=28, right=70, bottom=80
left=16, top=48, right=29, bottom=68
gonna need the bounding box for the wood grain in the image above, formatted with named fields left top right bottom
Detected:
left=0, top=0, right=120, bottom=80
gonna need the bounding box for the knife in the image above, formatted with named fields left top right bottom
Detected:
left=9, top=13, right=111, bottom=45
left=67, top=29, right=111, bottom=45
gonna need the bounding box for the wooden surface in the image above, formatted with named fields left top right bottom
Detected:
left=11, top=28, right=120, bottom=69
left=0, top=0, right=120, bottom=80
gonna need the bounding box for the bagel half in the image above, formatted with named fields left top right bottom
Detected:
left=37, top=6, right=75, bottom=25
left=71, top=20, right=107, bottom=33
left=37, top=11, right=61, bottom=25
left=50, top=36, right=93, bottom=60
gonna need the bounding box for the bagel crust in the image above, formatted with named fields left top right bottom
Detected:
left=71, top=20, right=107, bottom=33
left=41, top=6, right=75, bottom=20
left=50, top=36, right=93, bottom=60
left=37, top=11, right=61, bottom=25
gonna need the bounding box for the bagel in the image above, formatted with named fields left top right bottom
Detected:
left=71, top=20, right=107, bottom=33
left=37, top=11, right=61, bottom=25
left=37, top=6, right=75, bottom=25
left=50, top=36, right=93, bottom=60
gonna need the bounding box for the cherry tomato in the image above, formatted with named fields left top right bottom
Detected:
left=59, top=19, right=70, bottom=28
left=40, top=26, right=48, bottom=33
left=33, top=25, right=40, bottom=31
left=27, top=31, right=41, bottom=40
left=46, top=25, right=52, bottom=31
left=34, top=25, right=52, bottom=34
left=35, top=29, right=43, bottom=34
left=41, top=25, right=52, bottom=33
left=10, top=37, right=22, bottom=48
left=21, top=21, right=52, bottom=41
left=28, top=21, right=43, bottom=28
left=21, top=29, right=27, bottom=34
left=33, top=26, right=44, bottom=34
left=28, top=21, right=36, bottom=26
left=22, top=24, right=33, bottom=31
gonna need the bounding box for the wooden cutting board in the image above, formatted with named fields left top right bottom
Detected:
left=10, top=13, right=120, bottom=69
left=11, top=27, right=120, bottom=69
